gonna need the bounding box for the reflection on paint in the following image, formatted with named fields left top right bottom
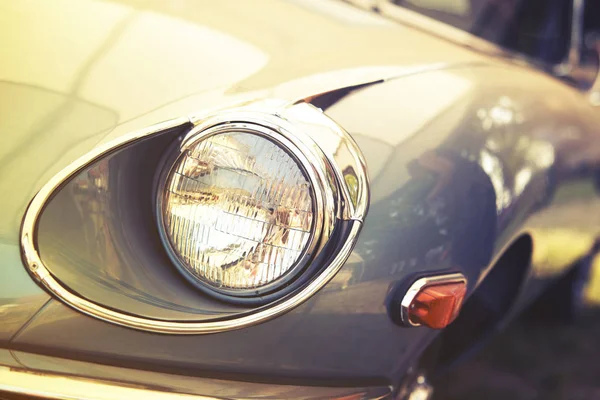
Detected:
left=514, top=167, right=533, bottom=197
left=0, top=0, right=269, bottom=123
left=473, top=95, right=557, bottom=214
left=73, top=159, right=123, bottom=281
left=0, top=294, right=49, bottom=341
left=584, top=254, right=600, bottom=306
left=479, top=148, right=509, bottom=212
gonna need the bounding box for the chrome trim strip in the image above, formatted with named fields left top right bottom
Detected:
left=20, top=101, right=369, bottom=334
left=0, top=350, right=393, bottom=399
left=400, top=273, right=467, bottom=327
left=376, top=1, right=519, bottom=59
left=0, top=366, right=213, bottom=400
left=375, top=0, right=578, bottom=75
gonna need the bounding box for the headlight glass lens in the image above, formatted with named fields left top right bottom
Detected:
left=161, top=130, right=315, bottom=294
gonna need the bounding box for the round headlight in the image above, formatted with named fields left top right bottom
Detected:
left=159, top=123, right=321, bottom=299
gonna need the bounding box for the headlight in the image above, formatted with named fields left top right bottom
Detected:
left=160, top=126, right=320, bottom=297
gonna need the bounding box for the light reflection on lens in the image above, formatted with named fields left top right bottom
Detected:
left=162, top=131, right=314, bottom=292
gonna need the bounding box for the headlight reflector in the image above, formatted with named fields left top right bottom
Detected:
left=160, top=128, right=316, bottom=296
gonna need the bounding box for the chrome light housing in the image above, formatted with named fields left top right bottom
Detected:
left=21, top=99, right=369, bottom=333
left=159, top=125, right=327, bottom=299
left=157, top=100, right=363, bottom=303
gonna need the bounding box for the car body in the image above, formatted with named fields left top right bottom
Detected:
left=1, top=0, right=600, bottom=399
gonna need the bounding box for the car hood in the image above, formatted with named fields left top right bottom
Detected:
left=2, top=0, right=488, bottom=126
left=0, top=0, right=488, bottom=339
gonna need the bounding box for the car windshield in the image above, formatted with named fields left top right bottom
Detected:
left=386, top=0, right=573, bottom=66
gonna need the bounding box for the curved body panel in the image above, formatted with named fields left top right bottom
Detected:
left=2, top=0, right=600, bottom=395
left=10, top=64, right=600, bottom=387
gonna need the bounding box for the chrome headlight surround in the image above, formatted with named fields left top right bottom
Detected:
left=21, top=99, right=369, bottom=334
left=156, top=110, right=337, bottom=303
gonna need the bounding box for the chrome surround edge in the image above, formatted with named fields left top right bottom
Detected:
left=0, top=365, right=215, bottom=400
left=0, top=350, right=393, bottom=399
left=20, top=100, right=370, bottom=334
left=400, top=273, right=467, bottom=327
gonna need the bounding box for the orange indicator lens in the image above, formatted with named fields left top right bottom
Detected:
left=408, top=282, right=467, bottom=329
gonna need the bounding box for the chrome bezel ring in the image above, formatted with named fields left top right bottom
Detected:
left=21, top=101, right=370, bottom=334
left=156, top=119, right=332, bottom=301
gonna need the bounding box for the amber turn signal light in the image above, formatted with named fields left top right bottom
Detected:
left=408, top=283, right=466, bottom=329
left=400, top=273, right=467, bottom=329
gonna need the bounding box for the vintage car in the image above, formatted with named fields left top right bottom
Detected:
left=2, top=0, right=600, bottom=399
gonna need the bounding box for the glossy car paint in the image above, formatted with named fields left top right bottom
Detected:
left=0, top=0, right=485, bottom=342
left=2, top=0, right=600, bottom=394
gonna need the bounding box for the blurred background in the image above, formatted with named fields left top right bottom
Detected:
left=435, top=255, right=600, bottom=400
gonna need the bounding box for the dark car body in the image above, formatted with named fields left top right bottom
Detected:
left=2, top=0, right=600, bottom=398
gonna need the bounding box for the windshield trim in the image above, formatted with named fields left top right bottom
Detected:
left=343, top=0, right=581, bottom=79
